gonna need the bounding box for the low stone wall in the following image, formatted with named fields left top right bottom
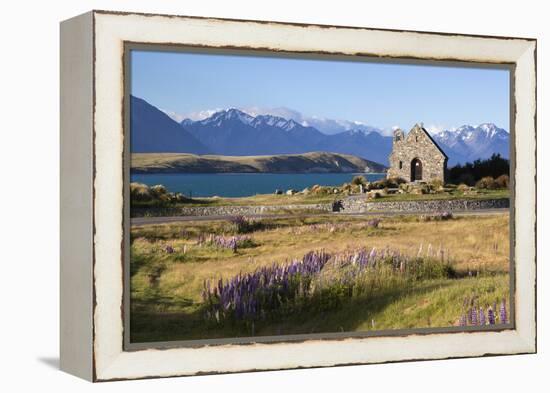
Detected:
left=132, top=203, right=333, bottom=218
left=340, top=197, right=509, bottom=213
left=132, top=198, right=509, bottom=218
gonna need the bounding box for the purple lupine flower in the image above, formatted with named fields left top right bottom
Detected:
left=459, top=314, right=467, bottom=327
left=488, top=307, right=496, bottom=325
left=478, top=307, right=486, bottom=325
left=470, top=307, right=478, bottom=326
left=499, top=299, right=508, bottom=324
left=165, top=245, right=175, bottom=254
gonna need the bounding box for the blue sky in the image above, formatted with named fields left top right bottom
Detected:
left=131, top=49, right=510, bottom=132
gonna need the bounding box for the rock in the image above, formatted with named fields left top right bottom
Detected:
left=286, top=189, right=297, bottom=195
left=301, top=188, right=310, bottom=195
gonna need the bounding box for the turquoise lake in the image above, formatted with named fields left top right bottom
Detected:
left=131, top=173, right=386, bottom=198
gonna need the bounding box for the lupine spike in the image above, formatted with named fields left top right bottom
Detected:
left=488, top=307, right=496, bottom=325
left=479, top=307, right=486, bottom=325
left=470, top=307, right=478, bottom=326
left=499, top=299, right=508, bottom=324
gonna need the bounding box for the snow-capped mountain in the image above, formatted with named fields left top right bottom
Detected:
left=181, top=108, right=391, bottom=164
left=432, top=123, right=509, bottom=165
left=136, top=96, right=509, bottom=166
left=167, top=106, right=386, bottom=136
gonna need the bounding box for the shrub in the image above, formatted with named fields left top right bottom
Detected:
left=310, top=184, right=331, bottom=195
left=150, top=184, right=168, bottom=196
left=130, top=182, right=153, bottom=202
left=228, top=215, right=263, bottom=234
left=342, top=182, right=353, bottom=193
left=351, top=175, right=367, bottom=186
left=475, top=176, right=497, bottom=190
left=495, top=174, right=510, bottom=189
left=456, top=183, right=470, bottom=193
left=429, top=179, right=444, bottom=190
left=367, top=177, right=406, bottom=191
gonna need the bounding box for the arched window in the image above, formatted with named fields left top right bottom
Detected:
left=410, top=158, right=422, bottom=181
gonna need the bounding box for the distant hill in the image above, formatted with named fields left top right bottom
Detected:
left=130, top=96, right=209, bottom=154
left=131, top=152, right=387, bottom=174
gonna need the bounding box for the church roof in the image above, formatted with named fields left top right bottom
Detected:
left=411, top=123, right=448, bottom=160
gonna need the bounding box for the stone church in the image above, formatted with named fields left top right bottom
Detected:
left=387, top=123, right=448, bottom=183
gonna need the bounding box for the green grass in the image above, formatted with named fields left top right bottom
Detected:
left=129, top=213, right=510, bottom=342
left=130, top=274, right=509, bottom=342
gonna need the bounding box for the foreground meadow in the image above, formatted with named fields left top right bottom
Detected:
left=129, top=212, right=510, bottom=343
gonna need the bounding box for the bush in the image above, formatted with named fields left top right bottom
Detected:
left=456, top=183, right=470, bottom=193
left=228, top=216, right=263, bottom=234
left=130, top=182, right=153, bottom=202
left=429, top=179, right=444, bottom=190
left=351, top=175, right=367, bottom=186
left=367, top=177, right=406, bottom=191
left=495, top=174, right=510, bottom=189
left=475, top=176, right=497, bottom=190
left=130, top=182, right=192, bottom=206
left=310, top=184, right=332, bottom=195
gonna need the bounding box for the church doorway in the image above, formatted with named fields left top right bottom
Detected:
left=411, top=158, right=423, bottom=181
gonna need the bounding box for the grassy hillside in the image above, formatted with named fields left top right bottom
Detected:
left=131, top=152, right=387, bottom=174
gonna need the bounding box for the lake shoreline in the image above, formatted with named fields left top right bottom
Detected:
left=131, top=172, right=386, bottom=198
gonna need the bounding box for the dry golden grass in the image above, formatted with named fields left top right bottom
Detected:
left=131, top=213, right=509, bottom=306
left=129, top=212, right=510, bottom=341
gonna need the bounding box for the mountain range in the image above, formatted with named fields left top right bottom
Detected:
left=131, top=95, right=509, bottom=167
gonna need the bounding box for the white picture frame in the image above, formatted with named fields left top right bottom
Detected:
left=60, top=10, right=536, bottom=381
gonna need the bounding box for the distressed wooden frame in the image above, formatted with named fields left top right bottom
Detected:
left=60, top=10, right=537, bottom=382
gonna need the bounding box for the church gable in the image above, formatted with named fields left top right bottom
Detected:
left=387, top=123, right=448, bottom=183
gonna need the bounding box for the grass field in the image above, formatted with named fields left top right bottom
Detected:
left=129, top=212, right=510, bottom=343
left=132, top=187, right=509, bottom=210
